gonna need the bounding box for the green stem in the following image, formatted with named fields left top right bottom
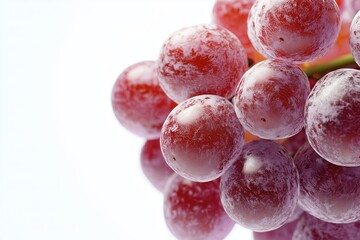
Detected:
left=303, top=54, right=356, bottom=79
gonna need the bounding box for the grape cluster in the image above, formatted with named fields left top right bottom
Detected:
left=112, top=0, right=360, bottom=239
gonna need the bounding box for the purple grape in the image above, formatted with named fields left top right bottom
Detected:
left=305, top=68, right=360, bottom=166
left=295, top=142, right=360, bottom=223
left=220, top=139, right=299, bottom=232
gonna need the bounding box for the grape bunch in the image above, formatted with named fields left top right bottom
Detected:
left=111, top=0, right=360, bottom=239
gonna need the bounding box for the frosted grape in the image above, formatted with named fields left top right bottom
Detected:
left=220, top=140, right=299, bottom=232
left=211, top=0, right=256, bottom=57
left=247, top=0, right=271, bottom=59
left=253, top=0, right=341, bottom=63
left=157, top=24, right=248, bottom=103
left=111, top=61, right=177, bottom=139
left=295, top=142, right=360, bottom=223
left=160, top=95, right=244, bottom=182
left=305, top=68, right=360, bottom=166
left=140, top=139, right=174, bottom=192
left=234, top=59, right=310, bottom=140
left=163, top=174, right=235, bottom=240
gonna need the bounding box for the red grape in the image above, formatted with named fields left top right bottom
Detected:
left=305, top=68, right=360, bottom=166
left=211, top=0, right=256, bottom=57
left=157, top=24, right=248, bottom=103
left=220, top=140, right=299, bottom=232
left=253, top=0, right=341, bottom=63
left=163, top=174, right=234, bottom=240
left=160, top=94, right=244, bottom=182
left=111, top=61, right=177, bottom=139
left=295, top=142, right=360, bottom=223
left=234, top=59, right=310, bottom=139
left=140, top=139, right=174, bottom=192
left=247, top=0, right=271, bottom=59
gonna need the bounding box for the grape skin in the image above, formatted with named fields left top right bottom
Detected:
left=253, top=216, right=301, bottom=240
left=111, top=61, right=177, bottom=139
left=234, top=59, right=310, bottom=140
left=350, top=10, right=360, bottom=66
left=160, top=95, right=244, bottom=182
left=157, top=24, right=247, bottom=103
left=293, top=213, right=360, bottom=240
left=163, top=174, right=235, bottom=240
left=211, top=0, right=256, bottom=57
left=140, top=139, right=174, bottom=192
left=295, top=142, right=360, bottom=223
left=247, top=0, right=272, bottom=59
left=253, top=0, right=341, bottom=63
left=220, top=140, right=299, bottom=232
left=305, top=68, right=360, bottom=166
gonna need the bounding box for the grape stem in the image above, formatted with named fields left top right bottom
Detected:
left=303, top=54, right=356, bottom=79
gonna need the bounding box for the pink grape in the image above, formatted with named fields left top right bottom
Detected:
left=234, top=59, right=310, bottom=140
left=220, top=139, right=299, bottom=232
left=350, top=10, right=360, bottom=66
left=160, top=94, right=244, bottom=182
left=293, top=213, right=360, bottom=240
left=247, top=0, right=271, bottom=59
left=211, top=0, right=256, bottom=56
left=253, top=0, right=341, bottom=63
left=140, top=139, right=174, bottom=192
left=163, top=174, right=235, bottom=240
left=305, top=68, right=360, bottom=166
left=111, top=61, right=177, bottom=139
left=295, top=142, right=360, bottom=223
left=157, top=24, right=248, bottom=103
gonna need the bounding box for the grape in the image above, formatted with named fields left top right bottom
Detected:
left=295, top=142, right=360, bottom=223
left=253, top=0, right=341, bottom=63
left=293, top=213, right=360, bottom=240
left=140, top=139, right=174, bottom=192
left=309, top=1, right=360, bottom=66
left=253, top=216, right=301, bottom=240
left=350, top=10, right=360, bottom=66
left=220, top=140, right=299, bottom=232
left=157, top=24, right=248, bottom=103
left=308, top=20, right=351, bottom=66
left=234, top=59, right=310, bottom=140
left=305, top=68, right=360, bottom=166
left=160, top=94, right=244, bottom=182
left=163, top=174, right=234, bottom=240
left=211, top=0, right=256, bottom=57
left=111, top=61, right=177, bottom=139
left=247, top=0, right=271, bottom=59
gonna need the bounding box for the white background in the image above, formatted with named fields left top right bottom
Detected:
left=1, top=0, right=253, bottom=239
